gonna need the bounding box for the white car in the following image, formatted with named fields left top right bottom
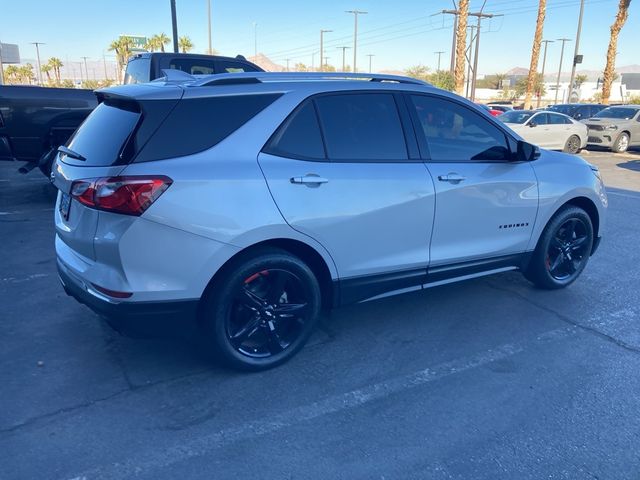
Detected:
left=499, top=110, right=588, bottom=154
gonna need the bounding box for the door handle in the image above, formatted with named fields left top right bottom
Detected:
left=437, top=173, right=466, bottom=183
left=290, top=175, right=329, bottom=185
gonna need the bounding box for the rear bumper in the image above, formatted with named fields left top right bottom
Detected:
left=58, top=259, right=199, bottom=336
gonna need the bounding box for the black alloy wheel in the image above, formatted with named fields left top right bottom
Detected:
left=203, top=249, right=321, bottom=371
left=228, top=268, right=308, bottom=358
left=524, top=206, right=594, bottom=289
left=544, top=218, right=591, bottom=281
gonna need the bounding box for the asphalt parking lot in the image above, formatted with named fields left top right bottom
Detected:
left=2, top=149, right=640, bottom=480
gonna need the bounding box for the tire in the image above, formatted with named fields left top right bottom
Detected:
left=612, top=132, right=630, bottom=153
left=563, top=135, right=581, bottom=154
left=201, top=248, right=321, bottom=371
left=524, top=206, right=594, bottom=290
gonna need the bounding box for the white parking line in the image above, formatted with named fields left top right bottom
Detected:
left=64, top=325, right=577, bottom=480
left=2, top=273, right=49, bottom=283
left=0, top=208, right=54, bottom=215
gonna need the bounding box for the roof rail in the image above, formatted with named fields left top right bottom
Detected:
left=195, top=71, right=430, bottom=87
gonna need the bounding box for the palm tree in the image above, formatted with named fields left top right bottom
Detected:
left=454, top=0, right=469, bottom=95
left=144, top=37, right=158, bottom=52
left=48, top=57, right=63, bottom=83
left=155, top=33, right=171, bottom=53
left=178, top=36, right=194, bottom=53
left=493, top=73, right=507, bottom=89
left=523, top=0, right=547, bottom=110
left=602, top=0, right=631, bottom=104
left=41, top=64, right=52, bottom=83
left=574, top=74, right=588, bottom=89
left=109, top=37, right=134, bottom=76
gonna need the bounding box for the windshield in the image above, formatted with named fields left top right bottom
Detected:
left=548, top=105, right=578, bottom=116
left=593, top=107, right=639, bottom=120
left=498, top=110, right=535, bottom=124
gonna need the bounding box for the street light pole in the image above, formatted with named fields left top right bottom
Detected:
left=253, top=22, right=258, bottom=58
left=207, top=0, right=213, bottom=54
left=81, top=56, right=90, bottom=82
left=31, top=42, right=45, bottom=85
left=320, top=29, right=332, bottom=71
left=435, top=51, right=445, bottom=71
left=346, top=10, right=367, bottom=73
left=337, top=46, right=350, bottom=72
left=567, top=0, right=585, bottom=103
left=536, top=40, right=554, bottom=108
left=366, top=54, right=374, bottom=73
left=170, top=0, right=179, bottom=53
left=554, top=38, right=571, bottom=104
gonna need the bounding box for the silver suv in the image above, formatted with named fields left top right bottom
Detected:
left=52, top=72, right=607, bottom=370
left=585, top=105, right=640, bottom=153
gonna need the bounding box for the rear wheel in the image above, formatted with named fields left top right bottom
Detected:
left=563, top=135, right=581, bottom=154
left=612, top=132, right=630, bottom=153
left=524, top=206, right=593, bottom=289
left=202, top=249, right=321, bottom=371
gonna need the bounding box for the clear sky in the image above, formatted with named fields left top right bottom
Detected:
left=1, top=0, right=638, bottom=75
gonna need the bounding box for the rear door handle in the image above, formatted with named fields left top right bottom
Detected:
left=437, top=173, right=466, bottom=183
left=290, top=175, right=329, bottom=185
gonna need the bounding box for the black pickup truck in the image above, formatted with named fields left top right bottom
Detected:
left=0, top=53, right=262, bottom=176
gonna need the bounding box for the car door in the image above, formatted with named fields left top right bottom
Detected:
left=258, top=92, right=436, bottom=299
left=406, top=93, right=538, bottom=267
left=525, top=112, right=552, bottom=147
left=547, top=112, right=572, bottom=149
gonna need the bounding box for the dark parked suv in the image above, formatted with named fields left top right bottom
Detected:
left=548, top=103, right=606, bottom=121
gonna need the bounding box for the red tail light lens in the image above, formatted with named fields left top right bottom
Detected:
left=70, top=176, right=172, bottom=216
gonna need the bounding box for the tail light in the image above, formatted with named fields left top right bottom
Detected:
left=70, top=176, right=172, bottom=216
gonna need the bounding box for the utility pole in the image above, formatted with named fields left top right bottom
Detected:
left=366, top=54, right=375, bottom=73
left=102, top=53, right=108, bottom=80
left=81, top=56, right=90, bottom=82
left=207, top=0, right=212, bottom=54
left=31, top=42, right=45, bottom=85
left=536, top=40, right=554, bottom=108
left=346, top=10, right=367, bottom=73
left=567, top=0, right=585, bottom=103
left=285, top=59, right=290, bottom=71
left=465, top=25, right=476, bottom=98
left=554, top=38, right=571, bottom=103
left=253, top=22, right=258, bottom=58
left=470, top=8, right=499, bottom=101
left=337, top=46, right=350, bottom=72
left=434, top=51, right=445, bottom=71
left=441, top=8, right=458, bottom=73
left=323, top=56, right=330, bottom=68
left=320, top=29, right=332, bottom=71
left=170, top=0, right=179, bottom=53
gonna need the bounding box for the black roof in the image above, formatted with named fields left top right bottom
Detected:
left=129, top=52, right=253, bottom=63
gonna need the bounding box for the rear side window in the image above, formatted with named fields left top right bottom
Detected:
left=548, top=113, right=567, bottom=125
left=136, top=94, right=282, bottom=162
left=169, top=59, right=215, bottom=75
left=532, top=113, right=549, bottom=125
left=124, top=58, right=151, bottom=84
left=264, top=102, right=325, bottom=160
left=314, top=93, right=408, bottom=161
left=409, top=95, right=510, bottom=162
left=216, top=61, right=260, bottom=73
left=64, top=102, right=140, bottom=166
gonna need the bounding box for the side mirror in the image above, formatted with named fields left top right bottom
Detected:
left=516, top=140, right=541, bottom=162
left=528, top=121, right=537, bottom=128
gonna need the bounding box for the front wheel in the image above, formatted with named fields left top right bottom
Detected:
left=524, top=206, right=593, bottom=289
left=202, top=249, right=321, bottom=371
left=563, top=135, right=581, bottom=154
left=612, top=132, right=630, bottom=153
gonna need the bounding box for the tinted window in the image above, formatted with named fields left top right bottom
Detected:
left=548, top=104, right=577, bottom=116
left=548, top=113, right=568, bottom=125
left=123, top=58, right=151, bottom=84
left=64, top=102, right=140, bottom=166
left=137, top=94, right=282, bottom=162
left=532, top=113, right=548, bottom=125
left=169, top=59, right=215, bottom=75
left=265, top=102, right=325, bottom=160
left=314, top=94, right=407, bottom=161
left=499, top=110, right=534, bottom=124
left=594, top=107, right=639, bottom=119
left=410, top=95, right=510, bottom=162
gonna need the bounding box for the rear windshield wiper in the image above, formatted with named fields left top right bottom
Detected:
left=57, top=146, right=86, bottom=161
